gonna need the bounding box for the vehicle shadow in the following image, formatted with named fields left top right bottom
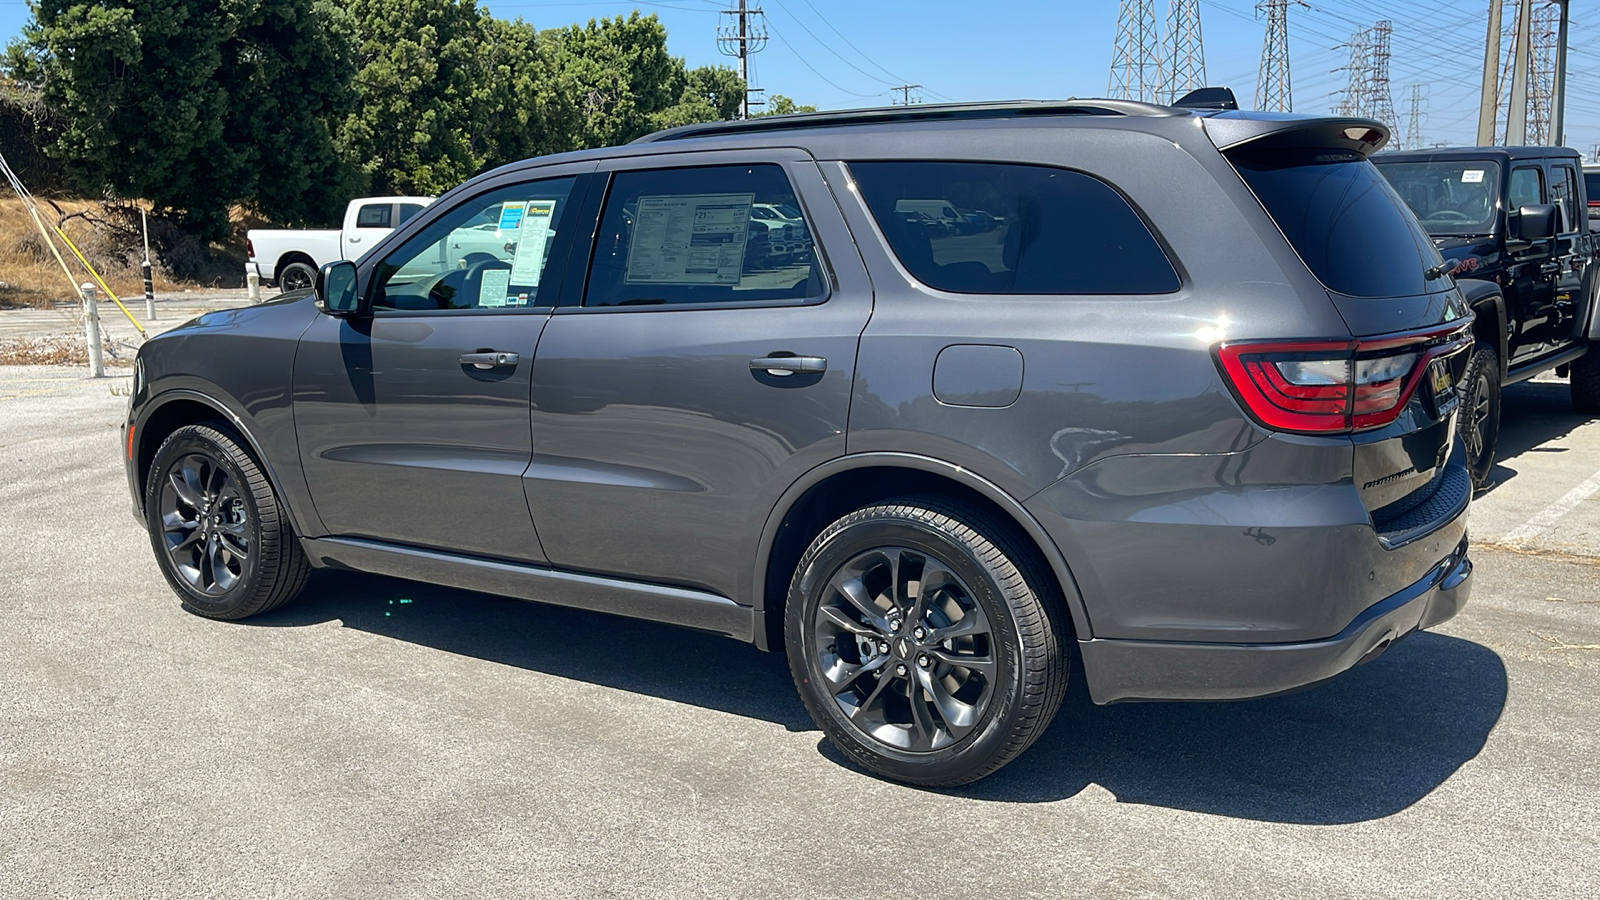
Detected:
left=250, top=569, right=1505, bottom=826
left=1483, top=377, right=1592, bottom=494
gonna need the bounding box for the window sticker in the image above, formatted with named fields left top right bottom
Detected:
left=509, top=200, right=558, bottom=286
left=624, top=193, right=754, bottom=285
left=478, top=268, right=512, bottom=308
left=497, top=201, right=527, bottom=230
left=1461, top=170, right=1485, bottom=184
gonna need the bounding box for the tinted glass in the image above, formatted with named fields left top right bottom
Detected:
left=1585, top=172, right=1600, bottom=208
left=849, top=161, right=1178, bottom=295
left=398, top=203, right=426, bottom=225
left=1551, top=165, right=1579, bottom=232
left=1233, top=150, right=1447, bottom=298
left=372, top=176, right=576, bottom=312
left=1374, top=159, right=1500, bottom=234
left=356, top=204, right=392, bottom=228
left=586, top=164, right=821, bottom=307
left=1509, top=166, right=1545, bottom=209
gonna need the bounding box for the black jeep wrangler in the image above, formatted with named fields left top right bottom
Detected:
left=1377, top=147, right=1600, bottom=487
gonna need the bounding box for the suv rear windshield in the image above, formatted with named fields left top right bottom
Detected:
left=1232, top=150, right=1447, bottom=298
left=1374, top=159, right=1502, bottom=235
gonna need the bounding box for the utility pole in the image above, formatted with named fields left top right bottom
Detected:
left=1477, top=0, right=1503, bottom=145
left=1404, top=83, right=1426, bottom=151
left=1108, top=0, right=1162, bottom=103
left=1506, top=0, right=1532, bottom=144
left=890, top=84, right=923, bottom=106
left=1550, top=0, right=1571, bottom=146
left=1255, top=0, right=1300, bottom=112
left=717, top=1, right=768, bottom=119
left=1159, top=0, right=1206, bottom=105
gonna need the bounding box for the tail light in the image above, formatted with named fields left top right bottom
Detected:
left=1216, top=321, right=1473, bottom=434
left=247, top=238, right=255, bottom=259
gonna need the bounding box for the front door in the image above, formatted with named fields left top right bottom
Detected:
left=294, top=170, right=588, bottom=562
left=525, top=151, right=872, bottom=600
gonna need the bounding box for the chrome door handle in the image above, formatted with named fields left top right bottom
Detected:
left=751, top=355, right=827, bottom=376
left=460, top=351, right=519, bottom=370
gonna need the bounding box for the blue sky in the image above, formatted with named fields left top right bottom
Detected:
left=3, top=0, right=1597, bottom=158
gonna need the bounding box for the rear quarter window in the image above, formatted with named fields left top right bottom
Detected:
left=848, top=161, right=1179, bottom=295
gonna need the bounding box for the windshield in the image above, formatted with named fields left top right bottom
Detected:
left=1374, top=159, right=1502, bottom=235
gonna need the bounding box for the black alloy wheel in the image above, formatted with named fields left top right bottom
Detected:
left=145, top=423, right=310, bottom=619
left=279, top=262, right=317, bottom=293
left=1459, top=342, right=1501, bottom=490
left=787, top=497, right=1068, bottom=786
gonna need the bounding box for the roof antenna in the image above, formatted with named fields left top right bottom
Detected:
left=1173, top=87, right=1239, bottom=110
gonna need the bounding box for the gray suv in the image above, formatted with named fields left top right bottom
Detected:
left=125, top=99, right=1476, bottom=786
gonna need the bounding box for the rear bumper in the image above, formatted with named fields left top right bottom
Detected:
left=1079, top=536, right=1472, bottom=704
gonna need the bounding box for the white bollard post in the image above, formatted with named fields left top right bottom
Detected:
left=247, top=271, right=261, bottom=304
left=80, top=282, right=104, bottom=378
left=142, top=259, right=157, bottom=321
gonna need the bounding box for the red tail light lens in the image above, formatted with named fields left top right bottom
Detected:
left=1216, top=323, right=1472, bottom=434
left=247, top=238, right=255, bottom=258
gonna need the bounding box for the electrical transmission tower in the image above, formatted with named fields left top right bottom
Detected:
left=1336, top=27, right=1370, bottom=117
left=1365, top=20, right=1397, bottom=129
left=717, top=1, right=768, bottom=119
left=1403, top=84, right=1426, bottom=151
left=1108, top=0, right=1162, bottom=103
left=1159, top=0, right=1206, bottom=104
left=1255, top=0, right=1301, bottom=112
left=1528, top=2, right=1557, bottom=144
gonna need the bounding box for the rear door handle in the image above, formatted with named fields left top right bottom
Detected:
left=460, top=351, right=519, bottom=370
left=751, top=355, right=827, bottom=376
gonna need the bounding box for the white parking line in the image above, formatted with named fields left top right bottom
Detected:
left=1499, top=467, right=1600, bottom=546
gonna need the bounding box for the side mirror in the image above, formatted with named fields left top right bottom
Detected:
left=316, top=260, right=360, bottom=316
left=1512, top=203, right=1558, bottom=242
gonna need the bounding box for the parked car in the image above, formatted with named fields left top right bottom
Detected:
left=749, top=201, right=811, bottom=263
left=1375, top=147, right=1600, bottom=487
left=247, top=197, right=432, bottom=291
left=1586, top=162, right=1600, bottom=227
left=127, top=98, right=1476, bottom=786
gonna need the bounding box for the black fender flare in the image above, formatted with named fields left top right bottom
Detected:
left=749, top=452, right=1094, bottom=647
left=1457, top=277, right=1508, bottom=374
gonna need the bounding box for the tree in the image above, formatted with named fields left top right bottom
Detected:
left=757, top=95, right=818, bottom=117
left=3, top=1, right=358, bottom=240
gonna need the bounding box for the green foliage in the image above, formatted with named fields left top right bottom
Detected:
left=4, top=1, right=358, bottom=240
left=757, top=95, right=819, bottom=117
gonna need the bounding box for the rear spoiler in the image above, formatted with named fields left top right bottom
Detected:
left=1203, top=113, right=1391, bottom=158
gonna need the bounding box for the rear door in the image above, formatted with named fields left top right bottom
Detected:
left=294, top=167, right=592, bottom=562
left=1507, top=162, right=1560, bottom=361
left=525, top=149, right=872, bottom=600
left=1548, top=159, right=1593, bottom=339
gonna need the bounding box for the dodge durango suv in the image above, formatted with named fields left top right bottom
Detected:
left=125, top=97, right=1476, bottom=785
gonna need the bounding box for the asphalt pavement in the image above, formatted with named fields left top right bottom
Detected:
left=1, top=362, right=1597, bottom=899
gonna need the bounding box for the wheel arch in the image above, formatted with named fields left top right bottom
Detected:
left=275, top=252, right=318, bottom=284
left=1457, top=277, right=1508, bottom=374
left=133, top=390, right=291, bottom=528
left=751, top=453, right=1091, bottom=652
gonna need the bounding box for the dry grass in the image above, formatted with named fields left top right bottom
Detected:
left=0, top=330, right=138, bottom=366
left=0, top=198, right=251, bottom=309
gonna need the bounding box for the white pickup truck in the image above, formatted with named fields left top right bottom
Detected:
left=247, top=196, right=433, bottom=291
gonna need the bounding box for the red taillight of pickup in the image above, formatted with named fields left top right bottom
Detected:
left=246, top=238, right=255, bottom=259
left=1216, top=322, right=1473, bottom=434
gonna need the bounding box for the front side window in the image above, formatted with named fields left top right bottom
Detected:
left=1509, top=166, right=1545, bottom=210
left=848, top=161, right=1179, bottom=295
left=1374, top=159, right=1501, bottom=235
left=585, top=164, right=822, bottom=307
left=1551, top=164, right=1579, bottom=232
left=356, top=204, right=392, bottom=228
left=372, top=176, right=576, bottom=312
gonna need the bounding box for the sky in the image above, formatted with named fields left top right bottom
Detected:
left=2, top=0, right=1597, bottom=160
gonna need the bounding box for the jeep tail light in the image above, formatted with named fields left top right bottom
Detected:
left=1215, top=322, right=1472, bottom=434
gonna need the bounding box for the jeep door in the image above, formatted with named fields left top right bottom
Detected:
left=524, top=150, right=871, bottom=601
left=1506, top=162, right=1562, bottom=361
left=293, top=166, right=593, bottom=563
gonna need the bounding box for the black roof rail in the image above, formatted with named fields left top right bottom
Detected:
left=632, top=98, right=1185, bottom=144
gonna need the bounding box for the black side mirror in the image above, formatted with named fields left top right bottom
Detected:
left=1513, top=203, right=1558, bottom=242
left=317, top=260, right=360, bottom=316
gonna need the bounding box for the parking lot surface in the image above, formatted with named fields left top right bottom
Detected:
left=1, top=362, right=1597, bottom=899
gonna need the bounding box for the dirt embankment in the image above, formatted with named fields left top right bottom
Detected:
left=0, top=198, right=252, bottom=309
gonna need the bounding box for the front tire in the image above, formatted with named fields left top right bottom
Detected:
left=145, top=423, right=310, bottom=620
left=785, top=497, right=1067, bottom=786
left=1459, top=342, right=1502, bottom=490
left=1571, top=345, right=1600, bottom=415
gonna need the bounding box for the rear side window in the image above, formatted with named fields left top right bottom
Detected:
left=1232, top=150, right=1445, bottom=298
left=848, top=161, right=1178, bottom=295
left=398, top=203, right=426, bottom=225
left=356, top=204, right=392, bottom=228
left=1585, top=172, right=1600, bottom=208
left=1551, top=164, right=1579, bottom=232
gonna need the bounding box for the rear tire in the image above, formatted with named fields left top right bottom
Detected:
left=1571, top=345, right=1600, bottom=415
left=145, top=423, right=310, bottom=620
left=278, top=261, right=316, bottom=293
left=785, top=496, right=1068, bottom=786
left=1459, top=342, right=1502, bottom=490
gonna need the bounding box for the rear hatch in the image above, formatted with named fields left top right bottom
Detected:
left=1210, top=118, right=1474, bottom=533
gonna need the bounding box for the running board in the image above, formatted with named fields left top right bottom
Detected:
left=301, top=537, right=755, bottom=642
left=1504, top=343, right=1589, bottom=386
